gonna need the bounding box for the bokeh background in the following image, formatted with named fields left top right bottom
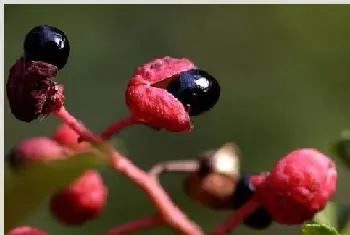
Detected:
left=4, top=4, right=350, bottom=235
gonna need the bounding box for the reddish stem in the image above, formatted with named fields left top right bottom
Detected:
left=250, top=173, right=269, bottom=188
left=110, top=155, right=203, bottom=235
left=105, top=214, right=163, bottom=235
left=209, top=174, right=268, bottom=235
left=210, top=195, right=260, bottom=235
left=100, top=116, right=139, bottom=140
left=53, top=106, right=204, bottom=235
left=54, top=106, right=100, bottom=143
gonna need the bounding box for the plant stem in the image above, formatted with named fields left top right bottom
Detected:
left=100, top=116, right=139, bottom=140
left=110, top=155, right=203, bottom=235
left=53, top=106, right=204, bottom=235
left=210, top=195, right=259, bottom=235
left=105, top=214, right=163, bottom=235
left=54, top=106, right=100, bottom=143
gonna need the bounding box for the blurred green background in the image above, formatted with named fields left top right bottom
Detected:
left=4, top=4, right=350, bottom=235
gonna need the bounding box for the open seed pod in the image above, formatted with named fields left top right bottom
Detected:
left=184, top=143, right=241, bottom=210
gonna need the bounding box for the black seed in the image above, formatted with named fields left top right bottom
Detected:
left=23, top=25, right=70, bottom=69
left=232, top=173, right=273, bottom=229
left=167, top=69, right=220, bottom=116
left=232, top=173, right=255, bottom=209
left=243, top=207, right=273, bottom=229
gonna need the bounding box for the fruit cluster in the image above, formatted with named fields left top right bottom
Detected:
left=6, top=25, right=338, bottom=235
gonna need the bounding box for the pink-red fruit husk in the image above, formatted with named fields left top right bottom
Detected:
left=7, top=137, right=72, bottom=168
left=50, top=170, right=108, bottom=225
left=125, top=56, right=196, bottom=132
left=8, top=226, right=47, bottom=235
left=256, top=148, right=337, bottom=225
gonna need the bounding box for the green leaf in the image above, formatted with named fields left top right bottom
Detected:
left=314, top=202, right=350, bottom=231
left=341, top=220, right=350, bottom=235
left=302, top=224, right=340, bottom=235
left=314, top=202, right=338, bottom=228
left=5, top=152, right=107, bottom=233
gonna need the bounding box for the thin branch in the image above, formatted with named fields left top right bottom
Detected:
left=210, top=195, right=259, bottom=235
left=54, top=106, right=100, bottom=143
left=105, top=214, right=163, bottom=235
left=100, top=116, right=140, bottom=140
left=148, top=160, right=199, bottom=178
left=105, top=160, right=200, bottom=235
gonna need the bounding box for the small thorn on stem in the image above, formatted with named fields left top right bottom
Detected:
left=210, top=195, right=260, bottom=235
left=105, top=214, right=163, bottom=235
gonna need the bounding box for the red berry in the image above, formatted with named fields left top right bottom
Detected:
left=125, top=56, right=196, bottom=132
left=51, top=124, right=89, bottom=151
left=256, top=148, right=337, bottom=225
left=7, top=226, right=47, bottom=235
left=50, top=170, right=108, bottom=225
left=6, top=57, right=64, bottom=122
left=7, top=137, right=72, bottom=169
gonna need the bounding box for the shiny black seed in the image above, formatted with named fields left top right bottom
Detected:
left=23, top=25, right=70, bottom=69
left=167, top=69, right=220, bottom=116
left=231, top=173, right=255, bottom=209
left=232, top=173, right=273, bottom=229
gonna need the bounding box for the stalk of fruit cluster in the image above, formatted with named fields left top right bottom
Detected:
left=211, top=195, right=260, bottom=235
left=99, top=116, right=139, bottom=140
left=53, top=106, right=204, bottom=235
left=105, top=214, right=163, bottom=235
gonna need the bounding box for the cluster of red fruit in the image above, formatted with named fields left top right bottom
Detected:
left=8, top=124, right=108, bottom=227
left=6, top=24, right=338, bottom=235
